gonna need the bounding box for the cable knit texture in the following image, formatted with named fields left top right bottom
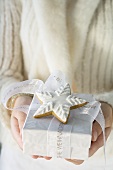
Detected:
left=0, top=0, right=113, bottom=169
left=1, top=0, right=113, bottom=126
left=0, top=0, right=23, bottom=127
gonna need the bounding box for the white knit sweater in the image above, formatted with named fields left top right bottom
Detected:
left=0, top=0, right=113, bottom=169
left=0, top=0, right=113, bottom=126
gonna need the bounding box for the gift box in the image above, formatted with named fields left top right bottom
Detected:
left=22, top=95, right=100, bottom=160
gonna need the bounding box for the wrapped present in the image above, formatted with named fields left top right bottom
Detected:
left=1, top=70, right=105, bottom=160
left=22, top=94, right=100, bottom=159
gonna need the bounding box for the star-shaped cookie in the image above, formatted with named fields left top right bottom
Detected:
left=33, top=83, right=87, bottom=123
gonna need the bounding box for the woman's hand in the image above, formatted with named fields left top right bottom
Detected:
left=10, top=95, right=51, bottom=160
left=66, top=102, right=113, bottom=165
left=89, top=102, right=113, bottom=156
left=11, top=96, right=32, bottom=149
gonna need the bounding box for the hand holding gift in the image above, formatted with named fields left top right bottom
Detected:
left=2, top=71, right=113, bottom=165
left=66, top=101, right=112, bottom=165
left=10, top=94, right=51, bottom=160
left=10, top=93, right=112, bottom=164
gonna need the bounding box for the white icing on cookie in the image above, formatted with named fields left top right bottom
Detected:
left=34, top=102, right=53, bottom=116
left=55, top=83, right=71, bottom=96
left=34, top=83, right=87, bottom=123
left=53, top=104, right=70, bottom=122
left=36, top=91, right=53, bottom=101
left=66, top=95, right=86, bottom=106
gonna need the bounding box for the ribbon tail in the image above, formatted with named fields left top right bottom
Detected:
left=95, top=109, right=106, bottom=169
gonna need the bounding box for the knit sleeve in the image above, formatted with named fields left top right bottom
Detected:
left=0, top=0, right=23, bottom=128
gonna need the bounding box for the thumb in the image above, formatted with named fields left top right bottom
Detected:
left=11, top=111, right=27, bottom=149
left=92, top=121, right=102, bottom=142
left=17, top=112, right=27, bottom=136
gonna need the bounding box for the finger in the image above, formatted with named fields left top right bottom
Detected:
left=44, top=156, right=52, bottom=160
left=92, top=121, right=102, bottom=142
left=65, top=159, right=84, bottom=165
left=89, top=127, right=111, bottom=157
left=11, top=116, right=23, bottom=149
left=101, top=102, right=113, bottom=127
left=32, top=155, right=51, bottom=160
left=32, top=155, right=39, bottom=159
left=12, top=111, right=27, bottom=136
left=18, top=113, right=27, bottom=136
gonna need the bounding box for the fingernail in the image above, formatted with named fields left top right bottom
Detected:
left=93, top=131, right=98, bottom=141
